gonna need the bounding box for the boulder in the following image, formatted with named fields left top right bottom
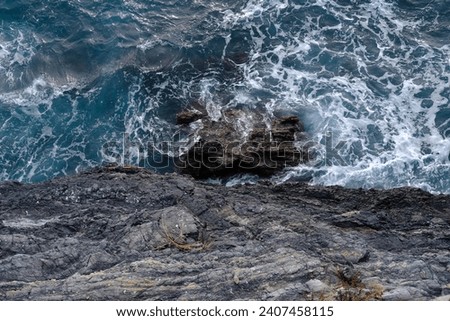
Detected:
left=175, top=108, right=312, bottom=178
left=175, top=110, right=204, bottom=125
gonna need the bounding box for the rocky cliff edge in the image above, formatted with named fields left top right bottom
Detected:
left=0, top=167, right=449, bottom=300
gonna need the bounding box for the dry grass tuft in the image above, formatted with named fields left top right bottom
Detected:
left=333, top=267, right=384, bottom=301
left=159, top=222, right=211, bottom=252
left=310, top=267, right=384, bottom=301
left=335, top=267, right=363, bottom=288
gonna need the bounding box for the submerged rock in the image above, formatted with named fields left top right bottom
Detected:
left=176, top=108, right=312, bottom=178
left=0, top=168, right=449, bottom=300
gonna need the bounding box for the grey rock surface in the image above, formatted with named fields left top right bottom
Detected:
left=0, top=167, right=449, bottom=300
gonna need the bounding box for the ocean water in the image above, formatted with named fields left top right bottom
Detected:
left=0, top=0, right=449, bottom=194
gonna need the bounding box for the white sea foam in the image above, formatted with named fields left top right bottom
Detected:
left=220, top=0, right=450, bottom=193
left=0, top=28, right=38, bottom=90
left=0, top=0, right=448, bottom=193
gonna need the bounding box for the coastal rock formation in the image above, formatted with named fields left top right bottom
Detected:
left=176, top=110, right=204, bottom=125
left=0, top=168, right=449, bottom=300
left=176, top=108, right=311, bottom=178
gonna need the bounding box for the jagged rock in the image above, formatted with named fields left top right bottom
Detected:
left=176, top=110, right=204, bottom=125
left=0, top=168, right=449, bottom=300
left=176, top=109, right=311, bottom=178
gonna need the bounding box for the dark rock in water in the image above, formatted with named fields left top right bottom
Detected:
left=176, top=109, right=312, bottom=178
left=0, top=168, right=449, bottom=300
left=176, top=110, right=204, bottom=125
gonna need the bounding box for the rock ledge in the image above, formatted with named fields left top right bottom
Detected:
left=0, top=168, right=449, bottom=301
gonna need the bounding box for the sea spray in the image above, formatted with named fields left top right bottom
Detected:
left=0, top=0, right=449, bottom=193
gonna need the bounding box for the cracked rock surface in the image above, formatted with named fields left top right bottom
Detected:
left=0, top=168, right=449, bottom=300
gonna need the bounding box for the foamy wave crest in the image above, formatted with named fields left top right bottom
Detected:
left=0, top=0, right=449, bottom=193
left=222, top=0, right=450, bottom=193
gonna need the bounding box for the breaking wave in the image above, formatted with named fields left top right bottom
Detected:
left=0, top=0, right=449, bottom=194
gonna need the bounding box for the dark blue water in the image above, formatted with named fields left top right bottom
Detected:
left=1, top=0, right=449, bottom=194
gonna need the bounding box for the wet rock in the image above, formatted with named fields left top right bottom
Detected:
left=176, top=110, right=204, bottom=125
left=176, top=108, right=311, bottom=178
left=0, top=168, right=449, bottom=300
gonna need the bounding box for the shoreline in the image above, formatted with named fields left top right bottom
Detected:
left=1, top=167, right=449, bottom=300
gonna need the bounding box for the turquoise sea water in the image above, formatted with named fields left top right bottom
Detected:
left=0, top=0, right=449, bottom=193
